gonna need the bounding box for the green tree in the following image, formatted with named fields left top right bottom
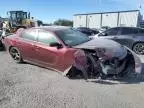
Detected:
left=53, top=19, right=73, bottom=27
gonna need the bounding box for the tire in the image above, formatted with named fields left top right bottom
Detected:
left=86, top=53, right=100, bottom=78
left=0, top=40, right=2, bottom=47
left=0, top=40, right=4, bottom=50
left=86, top=54, right=96, bottom=78
left=67, top=53, right=100, bottom=79
left=9, top=47, right=23, bottom=63
left=118, top=52, right=135, bottom=78
left=132, top=43, right=144, bottom=55
left=66, top=66, right=83, bottom=79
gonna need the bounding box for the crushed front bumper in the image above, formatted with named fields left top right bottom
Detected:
left=124, top=46, right=142, bottom=74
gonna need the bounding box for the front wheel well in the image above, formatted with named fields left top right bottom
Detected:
left=9, top=46, right=14, bottom=52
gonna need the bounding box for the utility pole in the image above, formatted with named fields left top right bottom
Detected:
left=138, top=0, right=143, bottom=10
left=138, top=0, right=144, bottom=20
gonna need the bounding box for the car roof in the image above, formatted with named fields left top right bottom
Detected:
left=16, top=26, right=71, bottom=36
left=34, top=26, right=70, bottom=31
left=110, top=27, right=142, bottom=29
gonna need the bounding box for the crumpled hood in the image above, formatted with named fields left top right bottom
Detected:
left=73, top=37, right=127, bottom=60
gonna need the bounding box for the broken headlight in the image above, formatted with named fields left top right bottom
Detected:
left=96, top=45, right=127, bottom=60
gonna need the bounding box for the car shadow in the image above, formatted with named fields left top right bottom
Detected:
left=19, top=61, right=144, bottom=85
left=90, top=76, right=144, bottom=85
left=89, top=80, right=119, bottom=85
left=89, top=63, right=144, bottom=85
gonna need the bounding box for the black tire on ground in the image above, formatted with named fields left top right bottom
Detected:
left=86, top=53, right=98, bottom=78
left=9, top=47, right=23, bottom=63
left=132, top=43, right=144, bottom=55
left=66, top=66, right=83, bottom=79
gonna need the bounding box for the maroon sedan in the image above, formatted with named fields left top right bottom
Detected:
left=4, top=26, right=141, bottom=79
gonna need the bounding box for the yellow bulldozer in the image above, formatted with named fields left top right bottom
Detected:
left=4, top=10, right=43, bottom=33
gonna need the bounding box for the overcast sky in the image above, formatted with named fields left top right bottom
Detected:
left=0, top=0, right=143, bottom=23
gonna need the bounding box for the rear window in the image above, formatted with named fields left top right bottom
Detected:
left=22, top=30, right=37, bottom=41
left=121, top=28, right=139, bottom=35
left=38, top=31, right=59, bottom=45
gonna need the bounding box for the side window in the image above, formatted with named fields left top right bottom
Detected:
left=22, top=30, right=36, bottom=41
left=38, top=31, right=59, bottom=45
left=103, top=28, right=119, bottom=36
left=121, top=28, right=138, bottom=35
left=139, top=29, right=144, bottom=33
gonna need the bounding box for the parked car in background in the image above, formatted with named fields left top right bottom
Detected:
left=4, top=26, right=141, bottom=79
left=93, top=27, right=144, bottom=55
left=76, top=27, right=99, bottom=36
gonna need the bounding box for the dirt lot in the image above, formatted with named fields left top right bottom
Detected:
left=0, top=51, right=144, bottom=108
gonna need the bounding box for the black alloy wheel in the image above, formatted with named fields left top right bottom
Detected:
left=9, top=47, right=23, bottom=63
left=133, top=43, right=144, bottom=55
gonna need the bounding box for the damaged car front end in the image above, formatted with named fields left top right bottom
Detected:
left=64, top=38, right=141, bottom=79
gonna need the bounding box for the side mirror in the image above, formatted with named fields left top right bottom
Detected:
left=49, top=42, right=63, bottom=49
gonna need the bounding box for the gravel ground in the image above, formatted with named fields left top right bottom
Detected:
left=0, top=51, right=144, bottom=108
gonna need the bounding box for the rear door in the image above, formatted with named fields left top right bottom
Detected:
left=16, top=29, right=38, bottom=61
left=35, top=30, right=65, bottom=69
left=113, top=27, right=139, bottom=48
left=98, top=27, right=120, bottom=40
